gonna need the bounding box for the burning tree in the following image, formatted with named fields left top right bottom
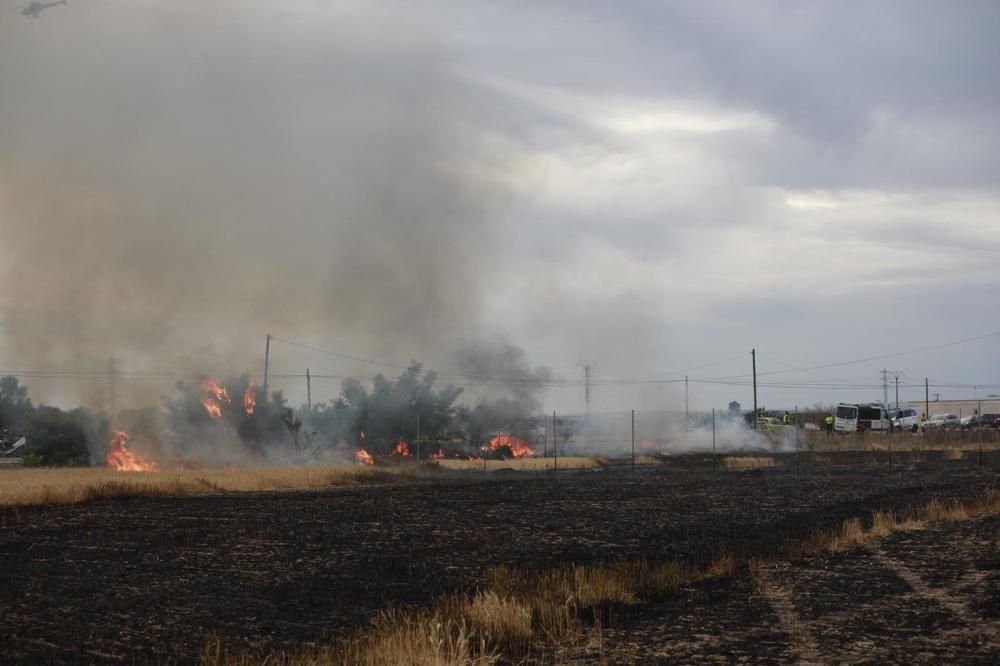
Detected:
left=163, top=373, right=290, bottom=461
left=303, top=363, right=464, bottom=456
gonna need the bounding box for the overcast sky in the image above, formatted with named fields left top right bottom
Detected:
left=1, top=1, right=998, bottom=413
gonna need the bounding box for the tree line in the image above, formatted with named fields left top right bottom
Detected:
left=0, top=364, right=530, bottom=466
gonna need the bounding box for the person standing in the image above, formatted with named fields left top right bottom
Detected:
left=824, top=413, right=834, bottom=437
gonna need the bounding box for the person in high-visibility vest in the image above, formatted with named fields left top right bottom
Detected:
left=783, top=412, right=790, bottom=426
left=824, top=414, right=834, bottom=437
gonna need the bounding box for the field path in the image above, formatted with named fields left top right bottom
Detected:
left=753, top=563, right=824, bottom=665
left=577, top=507, right=1000, bottom=663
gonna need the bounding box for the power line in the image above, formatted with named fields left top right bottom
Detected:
left=2, top=328, right=997, bottom=391
left=703, top=330, right=1000, bottom=381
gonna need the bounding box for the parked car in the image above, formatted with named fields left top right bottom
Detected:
left=960, top=415, right=980, bottom=430
left=979, top=414, right=1000, bottom=428
left=834, top=403, right=890, bottom=433
left=924, top=414, right=960, bottom=430
left=889, top=407, right=920, bottom=433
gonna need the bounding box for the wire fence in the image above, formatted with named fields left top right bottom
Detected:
left=491, top=409, right=1000, bottom=471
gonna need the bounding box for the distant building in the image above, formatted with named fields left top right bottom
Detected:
left=904, top=398, right=1000, bottom=418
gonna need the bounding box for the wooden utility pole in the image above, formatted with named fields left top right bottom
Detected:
left=108, top=356, right=117, bottom=423
left=263, top=334, right=271, bottom=398
left=685, top=376, right=689, bottom=423
left=578, top=361, right=596, bottom=415
left=925, top=378, right=929, bottom=419
left=752, top=349, right=758, bottom=431
left=306, top=368, right=312, bottom=413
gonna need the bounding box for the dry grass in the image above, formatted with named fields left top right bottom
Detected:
left=202, top=608, right=497, bottom=666
left=804, top=487, right=1000, bottom=555
left=723, top=455, right=775, bottom=470
left=803, top=428, right=1000, bottom=453
left=0, top=465, right=409, bottom=508
left=201, top=554, right=736, bottom=666
left=433, top=456, right=602, bottom=472
left=332, top=608, right=498, bottom=666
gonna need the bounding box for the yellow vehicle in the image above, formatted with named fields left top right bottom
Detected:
left=757, top=417, right=791, bottom=432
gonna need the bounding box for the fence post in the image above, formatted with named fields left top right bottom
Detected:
left=543, top=413, right=548, bottom=457
left=631, top=409, right=636, bottom=471
left=712, top=408, right=717, bottom=471
left=795, top=405, right=800, bottom=472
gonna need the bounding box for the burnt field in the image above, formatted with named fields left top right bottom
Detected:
left=573, top=511, right=1000, bottom=664
left=1, top=455, right=998, bottom=663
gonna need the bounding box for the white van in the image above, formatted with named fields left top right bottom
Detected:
left=889, top=408, right=920, bottom=433
left=834, top=403, right=890, bottom=433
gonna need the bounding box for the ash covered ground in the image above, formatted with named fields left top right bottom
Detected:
left=0, top=455, right=997, bottom=663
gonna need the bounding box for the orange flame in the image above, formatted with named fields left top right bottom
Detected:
left=354, top=448, right=374, bottom=466
left=200, top=378, right=231, bottom=419
left=243, top=377, right=257, bottom=416
left=429, top=449, right=445, bottom=460
left=391, top=440, right=412, bottom=457
left=106, top=430, right=158, bottom=472
left=489, top=433, right=535, bottom=459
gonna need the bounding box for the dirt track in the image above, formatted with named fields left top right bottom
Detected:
left=0, top=458, right=996, bottom=663
left=588, top=514, right=1000, bottom=664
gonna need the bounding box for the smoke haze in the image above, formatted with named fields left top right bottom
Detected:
left=2, top=2, right=998, bottom=415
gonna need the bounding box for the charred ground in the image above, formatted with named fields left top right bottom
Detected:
left=0, top=454, right=997, bottom=663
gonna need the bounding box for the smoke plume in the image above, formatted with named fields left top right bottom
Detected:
left=0, top=3, right=523, bottom=410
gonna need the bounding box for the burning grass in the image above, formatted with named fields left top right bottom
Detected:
left=0, top=465, right=411, bottom=508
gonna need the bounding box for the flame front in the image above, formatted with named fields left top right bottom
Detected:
left=243, top=377, right=257, bottom=416
left=429, top=449, right=445, bottom=460
left=200, top=378, right=231, bottom=419
left=391, top=440, right=412, bottom=457
left=355, top=448, right=374, bottom=465
left=489, top=433, right=535, bottom=458
left=106, top=430, right=158, bottom=472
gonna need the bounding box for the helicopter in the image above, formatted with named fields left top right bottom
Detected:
left=18, top=0, right=66, bottom=18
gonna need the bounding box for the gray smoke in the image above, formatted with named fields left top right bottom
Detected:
left=453, top=338, right=553, bottom=416
left=0, top=3, right=527, bottom=410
